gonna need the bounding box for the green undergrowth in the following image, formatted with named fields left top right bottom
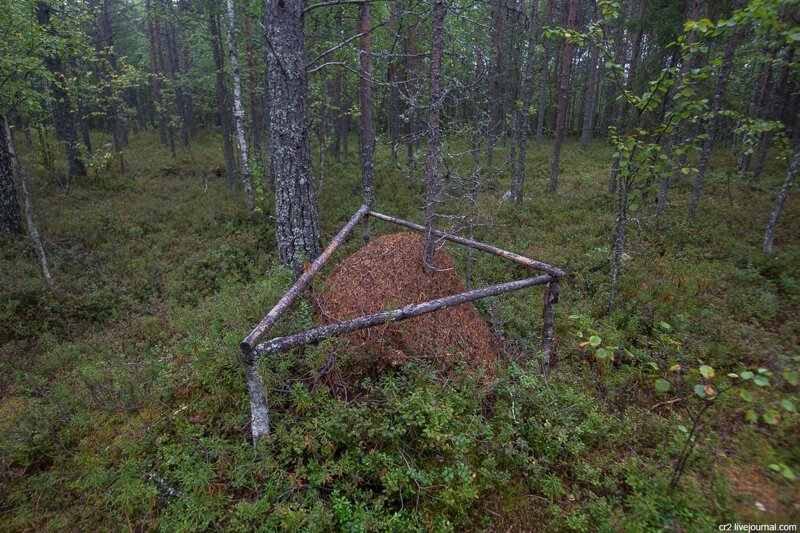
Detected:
left=1, top=131, right=798, bottom=530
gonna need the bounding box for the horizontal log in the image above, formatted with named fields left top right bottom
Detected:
left=251, top=274, right=553, bottom=359
left=366, top=210, right=566, bottom=278
left=240, top=204, right=370, bottom=360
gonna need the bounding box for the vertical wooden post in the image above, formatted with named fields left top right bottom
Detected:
left=243, top=360, right=270, bottom=445
left=542, top=279, right=560, bottom=377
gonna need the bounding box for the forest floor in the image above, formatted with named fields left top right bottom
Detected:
left=1, top=130, right=798, bottom=530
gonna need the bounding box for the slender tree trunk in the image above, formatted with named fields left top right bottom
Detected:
left=512, top=0, right=538, bottom=205
left=163, top=1, right=190, bottom=148
left=763, top=144, right=799, bottom=253
left=266, top=0, right=321, bottom=275
left=387, top=0, right=400, bottom=166
left=689, top=3, right=743, bottom=219
left=226, top=0, right=255, bottom=214
left=0, top=116, right=23, bottom=237
left=423, top=0, right=445, bottom=274
left=549, top=0, right=578, bottom=192
left=36, top=1, right=86, bottom=185
left=609, top=173, right=628, bottom=310
left=3, top=116, right=55, bottom=292
left=243, top=13, right=263, bottom=158
left=209, top=10, right=237, bottom=189
left=146, top=0, right=167, bottom=146
left=358, top=3, right=375, bottom=241
left=97, top=0, right=126, bottom=172
left=580, top=38, right=600, bottom=150
left=609, top=1, right=645, bottom=194
left=488, top=0, right=506, bottom=158
left=535, top=0, right=555, bottom=150
left=753, top=46, right=794, bottom=180
left=657, top=0, right=702, bottom=218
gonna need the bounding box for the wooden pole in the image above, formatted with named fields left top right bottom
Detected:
left=241, top=204, right=370, bottom=361
left=541, top=279, right=560, bottom=378
left=251, top=275, right=554, bottom=358
left=367, top=210, right=565, bottom=278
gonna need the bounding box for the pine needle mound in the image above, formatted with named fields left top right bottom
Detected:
left=316, top=232, right=498, bottom=378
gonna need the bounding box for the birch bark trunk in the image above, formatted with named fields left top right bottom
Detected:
left=226, top=0, right=256, bottom=214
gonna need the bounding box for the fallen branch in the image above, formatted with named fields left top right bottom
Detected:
left=367, top=210, right=565, bottom=278
left=240, top=204, right=369, bottom=360
left=252, top=275, right=553, bottom=358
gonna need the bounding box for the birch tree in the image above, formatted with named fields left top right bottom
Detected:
left=226, top=0, right=255, bottom=214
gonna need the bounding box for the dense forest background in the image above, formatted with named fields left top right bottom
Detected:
left=1, top=0, right=799, bottom=529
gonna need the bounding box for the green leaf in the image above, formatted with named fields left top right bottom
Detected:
left=727, top=373, right=739, bottom=378
left=596, top=348, right=611, bottom=360
left=780, top=399, right=796, bottom=413
left=745, top=409, right=758, bottom=422
left=783, top=371, right=798, bottom=386
left=762, top=410, right=780, bottom=425
left=693, top=384, right=707, bottom=398
left=740, top=390, right=753, bottom=402
left=677, top=424, right=688, bottom=433
left=654, top=379, right=671, bottom=393
left=589, top=335, right=601, bottom=348
left=768, top=463, right=782, bottom=472
left=699, top=365, right=715, bottom=379
left=781, top=466, right=797, bottom=481
left=741, top=371, right=754, bottom=380
left=659, top=321, right=672, bottom=331
left=753, top=376, right=769, bottom=387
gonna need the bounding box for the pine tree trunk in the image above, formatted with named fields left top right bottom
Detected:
left=512, top=0, right=538, bottom=205
left=243, top=13, right=263, bottom=159
left=0, top=116, right=23, bottom=237
left=763, top=145, right=799, bottom=253
left=387, top=0, right=400, bottom=166
left=36, top=1, right=86, bottom=185
left=489, top=0, right=506, bottom=156
left=535, top=0, right=555, bottom=151
left=226, top=0, right=255, bottom=214
left=657, top=0, right=702, bottom=218
left=549, top=0, right=577, bottom=192
left=145, top=0, right=168, bottom=146
left=266, top=0, right=321, bottom=275
left=689, top=2, right=743, bottom=220
left=423, top=0, right=445, bottom=274
left=358, top=3, right=375, bottom=241
left=209, top=10, right=237, bottom=189
left=580, top=39, right=600, bottom=150
left=163, top=1, right=190, bottom=148
left=753, top=46, right=794, bottom=180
